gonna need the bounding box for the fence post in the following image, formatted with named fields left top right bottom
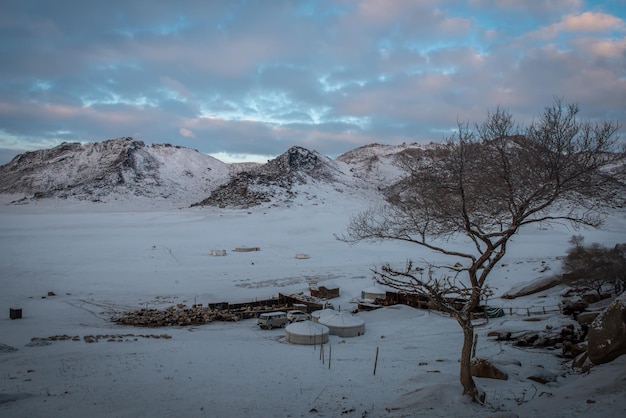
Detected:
left=373, top=347, right=379, bottom=375
left=329, top=345, right=332, bottom=370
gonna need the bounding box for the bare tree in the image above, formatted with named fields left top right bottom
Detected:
left=339, top=99, right=623, bottom=403
left=562, top=237, right=626, bottom=296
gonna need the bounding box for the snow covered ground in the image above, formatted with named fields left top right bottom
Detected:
left=1, top=195, right=625, bottom=417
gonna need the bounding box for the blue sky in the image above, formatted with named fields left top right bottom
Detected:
left=1, top=0, right=624, bottom=164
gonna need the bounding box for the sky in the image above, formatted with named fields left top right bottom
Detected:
left=0, top=0, right=625, bottom=164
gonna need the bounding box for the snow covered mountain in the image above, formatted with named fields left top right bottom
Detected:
left=336, top=142, right=440, bottom=189
left=193, top=146, right=353, bottom=208
left=0, top=138, right=234, bottom=206
left=0, top=138, right=432, bottom=208
left=193, top=143, right=441, bottom=208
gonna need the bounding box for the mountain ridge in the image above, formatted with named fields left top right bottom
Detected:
left=0, top=138, right=429, bottom=208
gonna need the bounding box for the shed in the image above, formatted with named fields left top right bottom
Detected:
left=233, top=247, right=260, bottom=252
left=310, top=284, right=340, bottom=299
left=361, top=285, right=386, bottom=301
left=285, top=321, right=329, bottom=345
left=318, top=312, right=365, bottom=337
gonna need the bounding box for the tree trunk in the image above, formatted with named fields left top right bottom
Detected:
left=458, top=319, right=483, bottom=403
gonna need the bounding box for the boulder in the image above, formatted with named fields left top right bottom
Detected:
left=576, top=311, right=600, bottom=325
left=571, top=351, right=588, bottom=370
left=587, top=292, right=626, bottom=365
left=501, top=275, right=562, bottom=299
left=470, top=358, right=508, bottom=380
left=521, top=366, right=557, bottom=385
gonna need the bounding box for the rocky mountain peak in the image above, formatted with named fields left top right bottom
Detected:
left=257, top=146, right=336, bottom=182
left=282, top=146, right=320, bottom=171
left=193, top=146, right=344, bottom=209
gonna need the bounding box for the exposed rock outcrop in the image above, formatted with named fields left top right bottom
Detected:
left=501, top=275, right=562, bottom=299
left=587, top=291, right=626, bottom=365
left=193, top=146, right=347, bottom=208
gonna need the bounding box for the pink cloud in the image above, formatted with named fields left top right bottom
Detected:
left=527, top=11, right=625, bottom=40
left=562, top=12, right=624, bottom=32
left=179, top=127, right=195, bottom=138
left=571, top=37, right=626, bottom=59
left=161, top=77, right=193, bottom=101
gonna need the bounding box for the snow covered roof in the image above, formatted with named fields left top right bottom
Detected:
left=285, top=320, right=329, bottom=336
left=318, top=312, right=365, bottom=328
left=311, top=308, right=337, bottom=320
left=362, top=285, right=386, bottom=294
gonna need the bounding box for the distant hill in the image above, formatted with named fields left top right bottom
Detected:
left=193, top=146, right=349, bottom=208
left=0, top=138, right=431, bottom=208
left=0, top=137, right=233, bottom=205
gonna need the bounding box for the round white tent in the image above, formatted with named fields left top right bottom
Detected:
left=311, top=308, right=336, bottom=323
left=285, top=321, right=329, bottom=345
left=318, top=312, right=365, bottom=337
left=361, top=285, right=386, bottom=301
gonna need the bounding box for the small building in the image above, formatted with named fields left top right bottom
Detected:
left=384, top=291, right=430, bottom=309
left=279, top=293, right=333, bottom=312
left=310, top=284, right=340, bottom=299
left=233, top=247, right=260, bottom=252
left=361, top=285, right=386, bottom=301
left=285, top=321, right=329, bottom=345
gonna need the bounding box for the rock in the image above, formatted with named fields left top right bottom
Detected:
left=581, top=357, right=595, bottom=373
left=470, top=358, right=508, bottom=380
left=577, top=311, right=600, bottom=325
left=587, top=292, right=626, bottom=365
left=0, top=343, right=18, bottom=353
left=582, top=293, right=611, bottom=304
left=562, top=300, right=588, bottom=317
left=501, top=275, right=562, bottom=299
left=522, top=366, right=557, bottom=384
left=571, top=351, right=588, bottom=369
left=487, top=331, right=511, bottom=341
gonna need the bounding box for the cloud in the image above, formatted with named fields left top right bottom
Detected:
left=179, top=128, right=195, bottom=138
left=528, top=11, right=625, bottom=40
left=562, top=11, right=625, bottom=32
left=0, top=0, right=624, bottom=165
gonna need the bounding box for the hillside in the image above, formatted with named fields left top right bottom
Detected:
left=193, top=146, right=356, bottom=208
left=0, top=138, right=233, bottom=206
left=1, top=140, right=428, bottom=209
left=2, top=138, right=624, bottom=211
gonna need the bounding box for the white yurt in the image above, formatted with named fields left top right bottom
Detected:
left=361, top=285, right=386, bottom=301
left=285, top=321, right=330, bottom=345
left=311, top=308, right=337, bottom=323
left=318, top=312, right=365, bottom=337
